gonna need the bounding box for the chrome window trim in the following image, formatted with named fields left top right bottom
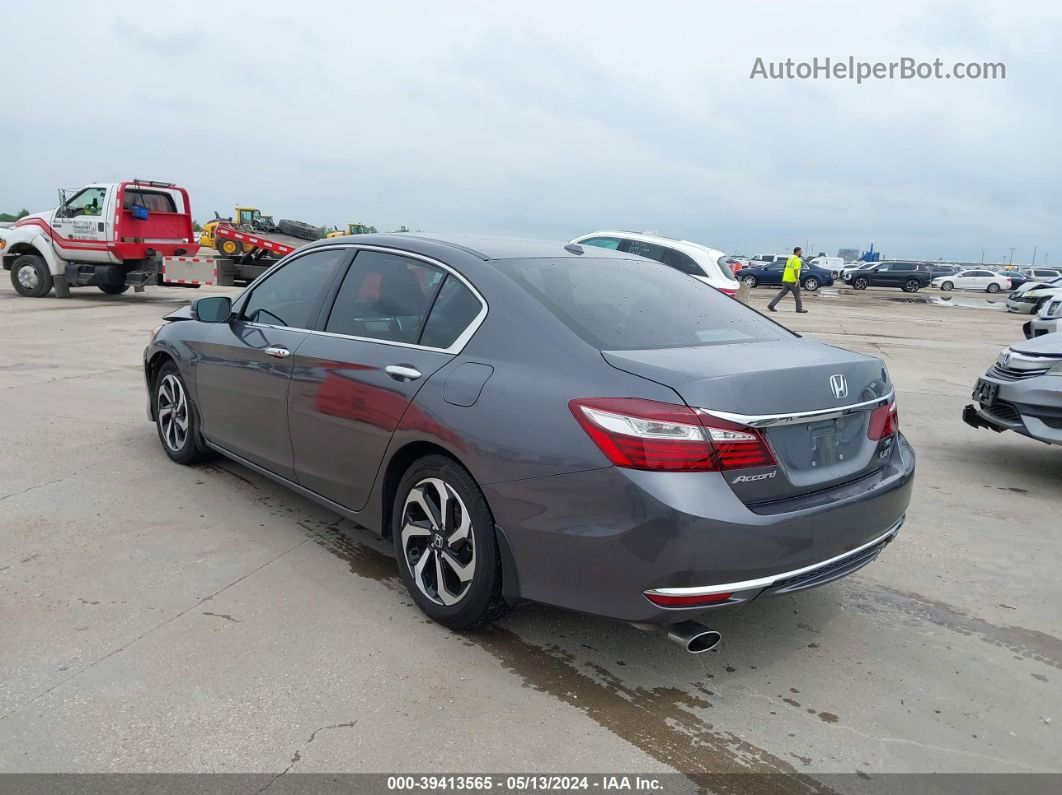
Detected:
left=700, top=391, right=893, bottom=428
left=234, top=243, right=489, bottom=355
left=645, top=519, right=903, bottom=599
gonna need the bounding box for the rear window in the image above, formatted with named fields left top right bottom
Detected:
left=496, top=258, right=793, bottom=351
left=123, top=189, right=176, bottom=213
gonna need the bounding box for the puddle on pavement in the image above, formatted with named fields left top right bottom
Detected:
left=885, top=294, right=1007, bottom=310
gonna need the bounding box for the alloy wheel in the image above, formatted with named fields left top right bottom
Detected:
left=157, top=373, right=189, bottom=453
left=400, top=477, right=476, bottom=606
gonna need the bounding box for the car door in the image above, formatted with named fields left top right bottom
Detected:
left=52, top=186, right=112, bottom=263
left=289, top=249, right=486, bottom=510
left=868, top=263, right=891, bottom=286
left=192, top=247, right=351, bottom=479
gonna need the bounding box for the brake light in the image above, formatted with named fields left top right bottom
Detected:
left=867, top=401, right=899, bottom=440
left=719, top=287, right=736, bottom=296
left=569, top=398, right=776, bottom=472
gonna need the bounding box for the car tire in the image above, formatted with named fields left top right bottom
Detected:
left=803, top=277, right=820, bottom=291
left=853, top=277, right=869, bottom=290
left=987, top=283, right=1000, bottom=293
left=742, top=275, right=758, bottom=288
left=277, top=219, right=322, bottom=241
left=902, top=279, right=921, bottom=293
left=10, top=254, right=53, bottom=297
left=153, top=361, right=210, bottom=465
left=392, top=454, right=510, bottom=630
left=940, top=281, right=954, bottom=292
left=98, top=284, right=129, bottom=295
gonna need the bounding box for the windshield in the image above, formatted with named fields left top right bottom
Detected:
left=497, top=257, right=794, bottom=351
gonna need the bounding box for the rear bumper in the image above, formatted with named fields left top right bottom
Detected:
left=485, top=434, right=915, bottom=624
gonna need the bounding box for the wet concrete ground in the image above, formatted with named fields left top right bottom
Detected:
left=0, top=282, right=1058, bottom=787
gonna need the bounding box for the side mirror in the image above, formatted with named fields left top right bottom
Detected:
left=192, top=296, right=232, bottom=323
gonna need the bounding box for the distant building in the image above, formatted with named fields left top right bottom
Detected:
left=837, top=248, right=859, bottom=260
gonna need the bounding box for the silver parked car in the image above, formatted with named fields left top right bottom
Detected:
left=964, top=333, right=1062, bottom=446
left=1024, top=296, right=1062, bottom=339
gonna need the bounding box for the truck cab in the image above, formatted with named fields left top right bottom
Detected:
left=2, top=180, right=195, bottom=297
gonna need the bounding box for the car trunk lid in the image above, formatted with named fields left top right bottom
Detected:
left=602, top=340, right=895, bottom=503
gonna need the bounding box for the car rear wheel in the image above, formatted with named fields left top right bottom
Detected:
left=987, top=283, right=1001, bottom=293
left=902, top=279, right=921, bottom=293
left=392, top=455, right=509, bottom=629
left=803, top=276, right=820, bottom=291
left=154, top=362, right=210, bottom=465
left=742, top=275, right=758, bottom=288
left=853, top=277, right=869, bottom=290
left=10, top=254, right=53, bottom=297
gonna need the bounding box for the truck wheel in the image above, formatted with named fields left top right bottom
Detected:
left=277, top=219, right=323, bottom=241
left=218, top=238, right=241, bottom=257
left=153, top=362, right=210, bottom=465
left=99, top=284, right=130, bottom=295
left=10, top=254, right=53, bottom=297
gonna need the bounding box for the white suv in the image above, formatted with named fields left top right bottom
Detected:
left=570, top=230, right=738, bottom=295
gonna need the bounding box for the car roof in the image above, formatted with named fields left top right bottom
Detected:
left=573, top=229, right=725, bottom=259
left=310, top=233, right=634, bottom=261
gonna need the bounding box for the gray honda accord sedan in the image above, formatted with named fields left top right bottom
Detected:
left=145, top=234, right=914, bottom=650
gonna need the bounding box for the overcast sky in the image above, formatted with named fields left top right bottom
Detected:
left=2, top=1, right=1058, bottom=263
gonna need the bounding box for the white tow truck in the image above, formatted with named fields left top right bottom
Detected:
left=1, top=179, right=231, bottom=298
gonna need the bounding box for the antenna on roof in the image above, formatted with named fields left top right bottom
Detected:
left=564, top=243, right=584, bottom=255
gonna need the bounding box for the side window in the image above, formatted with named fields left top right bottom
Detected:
left=325, top=251, right=445, bottom=344
left=971, top=270, right=991, bottom=277
left=420, top=276, right=483, bottom=349
left=64, top=187, right=107, bottom=217
left=663, top=248, right=704, bottom=276
left=625, top=240, right=668, bottom=264
left=877, top=264, right=892, bottom=272
left=241, top=248, right=348, bottom=329
left=580, top=237, right=621, bottom=250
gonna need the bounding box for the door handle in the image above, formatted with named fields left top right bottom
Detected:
left=385, top=364, right=422, bottom=382
left=264, top=346, right=290, bottom=359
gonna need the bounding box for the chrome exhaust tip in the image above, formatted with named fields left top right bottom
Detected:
left=666, top=620, right=722, bottom=653
left=630, top=620, right=722, bottom=653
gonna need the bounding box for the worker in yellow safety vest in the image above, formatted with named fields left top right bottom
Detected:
left=768, top=246, right=809, bottom=314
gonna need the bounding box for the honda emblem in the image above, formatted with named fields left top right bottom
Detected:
left=829, top=374, right=848, bottom=399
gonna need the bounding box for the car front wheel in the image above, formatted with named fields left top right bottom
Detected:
left=853, top=277, right=869, bottom=290
left=940, top=281, right=954, bottom=291
left=393, top=455, right=510, bottom=629
left=902, top=279, right=921, bottom=293
left=154, top=362, right=210, bottom=465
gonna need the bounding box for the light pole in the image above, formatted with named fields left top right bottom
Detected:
left=980, top=249, right=985, bottom=264
left=1032, top=245, right=1038, bottom=266
left=1009, top=247, right=1015, bottom=265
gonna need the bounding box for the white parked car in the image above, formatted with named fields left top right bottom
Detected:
left=570, top=230, right=739, bottom=295
left=1007, top=277, right=1062, bottom=314
left=1024, top=295, right=1062, bottom=338
left=931, top=269, right=1011, bottom=293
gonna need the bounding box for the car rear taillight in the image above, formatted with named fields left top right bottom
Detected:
left=867, top=401, right=899, bottom=440
left=719, top=287, right=736, bottom=296
left=569, top=398, right=776, bottom=472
